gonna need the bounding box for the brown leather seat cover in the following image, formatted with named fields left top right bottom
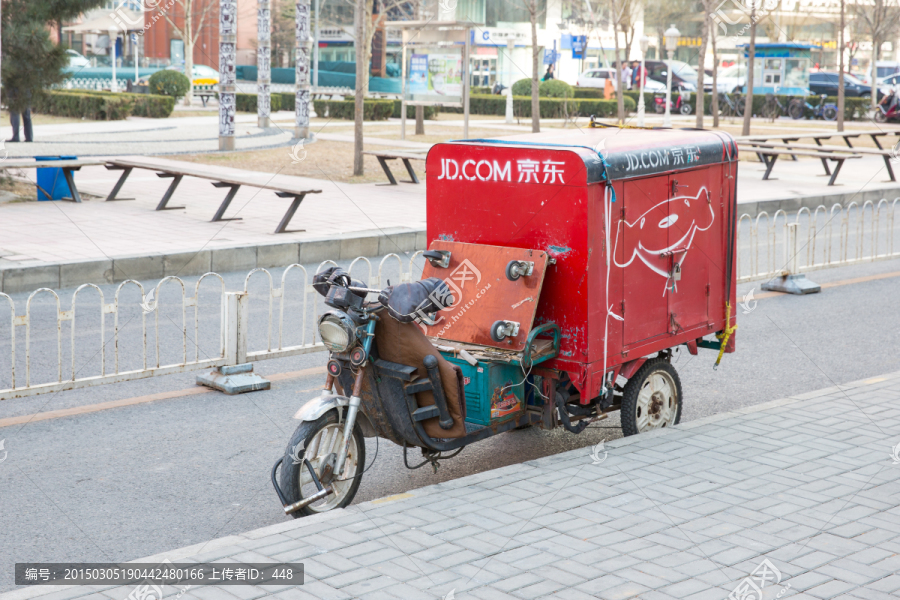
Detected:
left=373, top=315, right=467, bottom=439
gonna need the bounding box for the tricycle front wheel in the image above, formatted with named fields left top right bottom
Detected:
left=280, top=411, right=365, bottom=517
left=620, top=359, right=682, bottom=436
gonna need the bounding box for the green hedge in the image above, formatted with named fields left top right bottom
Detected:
left=512, top=78, right=533, bottom=96
left=443, top=94, right=634, bottom=118
left=236, top=93, right=283, bottom=113
left=312, top=98, right=394, bottom=120
left=277, top=92, right=294, bottom=112
left=574, top=88, right=604, bottom=99
left=391, top=101, right=438, bottom=119
left=539, top=80, right=574, bottom=98
left=33, top=90, right=174, bottom=120
left=148, top=70, right=190, bottom=99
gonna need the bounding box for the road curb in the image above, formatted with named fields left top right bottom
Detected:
left=738, top=183, right=900, bottom=218
left=0, top=229, right=427, bottom=294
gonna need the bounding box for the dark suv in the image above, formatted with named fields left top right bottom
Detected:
left=809, top=71, right=883, bottom=100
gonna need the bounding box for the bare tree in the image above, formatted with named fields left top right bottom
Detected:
left=741, top=0, right=758, bottom=136
left=853, top=0, right=900, bottom=112
left=161, top=0, right=217, bottom=106
left=695, top=0, right=714, bottom=128
left=608, top=0, right=626, bottom=123
left=838, top=0, right=845, bottom=132
left=352, top=0, right=420, bottom=176
left=518, top=0, right=544, bottom=133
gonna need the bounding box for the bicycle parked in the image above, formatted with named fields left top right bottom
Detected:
left=789, top=94, right=837, bottom=121
left=717, top=92, right=745, bottom=117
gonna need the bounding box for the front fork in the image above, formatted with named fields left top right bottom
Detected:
left=334, top=319, right=376, bottom=479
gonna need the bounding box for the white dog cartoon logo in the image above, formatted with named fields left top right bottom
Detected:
left=613, top=186, right=715, bottom=295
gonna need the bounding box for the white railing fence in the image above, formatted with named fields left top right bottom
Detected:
left=0, top=254, right=424, bottom=402
left=2, top=197, right=899, bottom=403
left=737, top=198, right=899, bottom=283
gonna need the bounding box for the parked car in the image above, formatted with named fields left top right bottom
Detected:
left=576, top=68, right=665, bottom=92
left=643, top=60, right=697, bottom=91
left=809, top=71, right=883, bottom=100
left=880, top=73, right=900, bottom=90
left=577, top=67, right=617, bottom=89
left=66, top=49, right=91, bottom=69
left=705, top=63, right=746, bottom=93
left=166, top=64, right=220, bottom=86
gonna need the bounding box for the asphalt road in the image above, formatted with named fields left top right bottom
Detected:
left=0, top=255, right=899, bottom=593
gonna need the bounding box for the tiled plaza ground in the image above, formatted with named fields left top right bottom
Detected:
left=5, top=370, right=900, bottom=600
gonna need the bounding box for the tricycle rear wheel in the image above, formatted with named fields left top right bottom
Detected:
left=620, top=358, right=682, bottom=436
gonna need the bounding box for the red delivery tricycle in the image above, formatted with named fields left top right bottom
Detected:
left=272, top=126, right=739, bottom=516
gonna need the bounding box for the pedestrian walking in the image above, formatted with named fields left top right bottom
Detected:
left=621, top=63, right=633, bottom=90
left=542, top=63, right=555, bottom=81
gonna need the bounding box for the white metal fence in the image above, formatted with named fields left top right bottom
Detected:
left=737, top=198, right=899, bottom=283
left=2, top=197, right=899, bottom=402
left=0, top=254, right=423, bottom=402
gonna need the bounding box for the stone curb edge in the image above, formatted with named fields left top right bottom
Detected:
left=5, top=370, right=898, bottom=600
left=0, top=229, right=427, bottom=295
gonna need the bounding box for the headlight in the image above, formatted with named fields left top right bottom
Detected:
left=318, top=311, right=356, bottom=353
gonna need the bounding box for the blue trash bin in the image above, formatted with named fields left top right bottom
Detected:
left=36, top=156, right=78, bottom=201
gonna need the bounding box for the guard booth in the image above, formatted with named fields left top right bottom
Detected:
left=740, top=43, right=817, bottom=96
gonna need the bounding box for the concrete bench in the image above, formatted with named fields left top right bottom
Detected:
left=362, top=150, right=427, bottom=185
left=104, top=158, right=322, bottom=234
left=196, top=91, right=217, bottom=107
left=0, top=158, right=106, bottom=202
left=736, top=145, right=861, bottom=186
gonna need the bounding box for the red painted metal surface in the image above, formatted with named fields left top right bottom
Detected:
left=426, top=128, right=738, bottom=401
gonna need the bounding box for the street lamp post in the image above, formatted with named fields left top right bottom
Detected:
left=663, top=24, right=680, bottom=128
left=637, top=34, right=649, bottom=127
left=109, top=28, right=118, bottom=93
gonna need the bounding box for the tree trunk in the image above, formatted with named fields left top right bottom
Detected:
left=741, top=0, right=757, bottom=136
left=838, top=0, right=845, bottom=131
left=711, top=26, right=719, bottom=128
left=415, top=105, right=424, bottom=134
left=695, top=12, right=709, bottom=128
left=530, top=1, right=540, bottom=133
left=353, top=0, right=366, bottom=176
left=614, top=33, right=624, bottom=123
left=183, top=1, right=194, bottom=106
left=871, top=33, right=880, bottom=113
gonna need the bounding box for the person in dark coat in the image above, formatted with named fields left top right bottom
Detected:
left=6, top=86, right=33, bottom=143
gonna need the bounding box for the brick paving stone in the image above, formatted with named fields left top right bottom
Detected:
left=803, top=578, right=858, bottom=599
left=341, top=575, right=400, bottom=598
left=595, top=581, right=652, bottom=600
left=491, top=573, right=544, bottom=593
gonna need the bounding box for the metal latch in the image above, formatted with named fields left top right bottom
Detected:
left=423, top=250, right=451, bottom=268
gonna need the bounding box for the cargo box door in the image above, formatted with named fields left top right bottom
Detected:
left=618, top=176, right=671, bottom=346
left=666, top=170, right=713, bottom=332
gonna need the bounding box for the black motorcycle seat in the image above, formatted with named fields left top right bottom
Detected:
left=378, top=278, right=455, bottom=323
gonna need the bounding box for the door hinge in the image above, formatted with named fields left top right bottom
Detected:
left=705, top=284, right=710, bottom=296
left=620, top=301, right=625, bottom=316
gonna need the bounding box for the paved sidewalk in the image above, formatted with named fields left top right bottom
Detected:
left=6, top=371, right=900, bottom=600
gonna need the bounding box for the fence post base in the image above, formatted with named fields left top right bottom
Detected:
left=197, top=363, right=271, bottom=395
left=761, top=273, right=821, bottom=295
